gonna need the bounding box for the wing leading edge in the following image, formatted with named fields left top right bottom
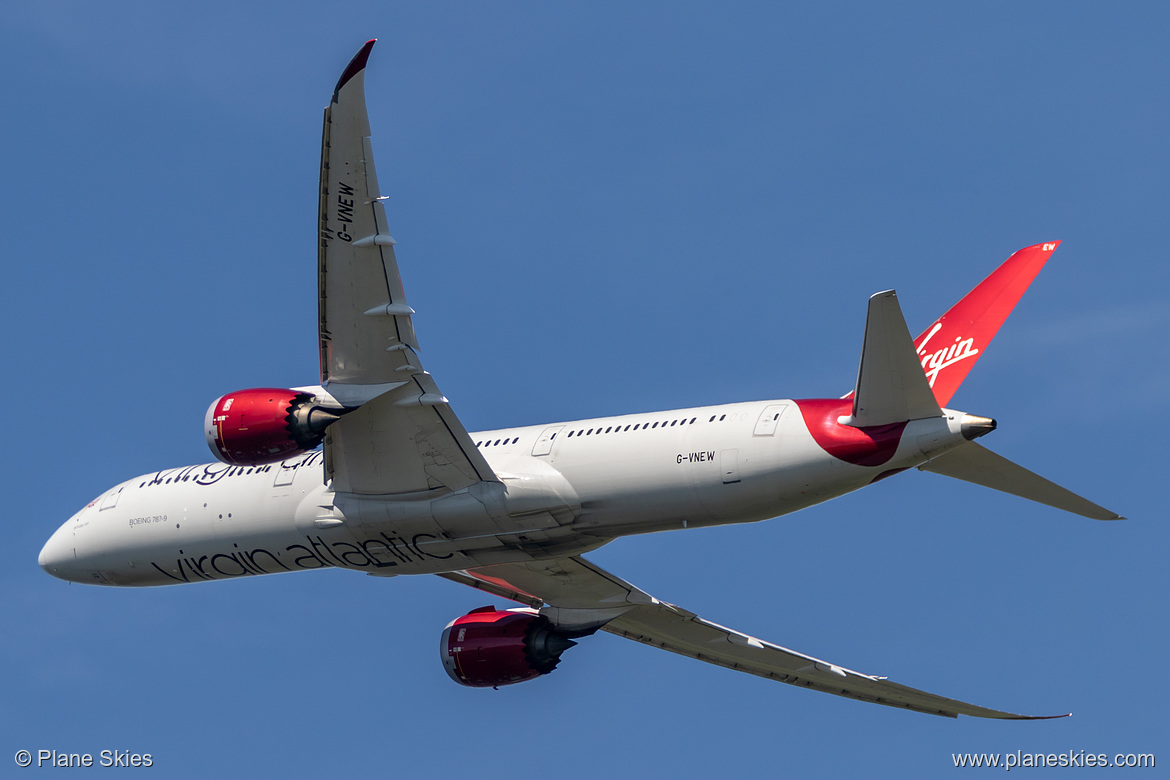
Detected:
left=319, top=40, right=495, bottom=494
left=441, top=557, right=1067, bottom=719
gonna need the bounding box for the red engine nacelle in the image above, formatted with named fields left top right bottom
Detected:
left=440, top=606, right=577, bottom=688
left=204, top=388, right=341, bottom=466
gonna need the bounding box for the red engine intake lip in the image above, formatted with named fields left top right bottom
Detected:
left=441, top=607, right=575, bottom=689
left=204, top=388, right=310, bottom=466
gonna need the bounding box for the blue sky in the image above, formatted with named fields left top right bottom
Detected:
left=2, top=3, right=1164, bottom=776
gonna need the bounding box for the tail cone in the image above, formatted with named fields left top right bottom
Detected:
left=960, top=414, right=997, bottom=441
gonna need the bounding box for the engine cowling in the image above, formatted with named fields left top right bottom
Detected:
left=440, top=606, right=577, bottom=688
left=204, top=388, right=342, bottom=466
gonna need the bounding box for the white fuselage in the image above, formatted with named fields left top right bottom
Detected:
left=40, top=399, right=969, bottom=587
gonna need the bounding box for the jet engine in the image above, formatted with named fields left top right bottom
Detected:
left=204, top=388, right=343, bottom=466
left=440, top=606, right=577, bottom=688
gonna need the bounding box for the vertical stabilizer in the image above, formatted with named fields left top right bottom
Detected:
left=913, top=242, right=1060, bottom=406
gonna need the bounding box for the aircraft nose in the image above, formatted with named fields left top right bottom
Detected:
left=39, top=523, right=80, bottom=582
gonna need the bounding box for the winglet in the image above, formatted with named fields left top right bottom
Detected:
left=914, top=241, right=1060, bottom=407
left=332, top=39, right=377, bottom=103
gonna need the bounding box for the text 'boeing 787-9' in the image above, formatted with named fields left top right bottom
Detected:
left=40, top=40, right=1122, bottom=719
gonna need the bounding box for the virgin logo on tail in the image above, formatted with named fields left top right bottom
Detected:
left=915, top=323, right=979, bottom=388
left=911, top=241, right=1060, bottom=406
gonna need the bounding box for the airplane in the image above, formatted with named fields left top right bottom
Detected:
left=39, top=40, right=1121, bottom=719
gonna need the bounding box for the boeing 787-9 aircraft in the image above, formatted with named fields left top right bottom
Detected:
left=40, top=40, right=1121, bottom=719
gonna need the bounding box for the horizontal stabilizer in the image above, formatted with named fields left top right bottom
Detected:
left=847, top=291, right=942, bottom=427
left=919, top=441, right=1122, bottom=521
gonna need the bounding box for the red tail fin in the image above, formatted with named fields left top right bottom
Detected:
left=914, top=241, right=1059, bottom=407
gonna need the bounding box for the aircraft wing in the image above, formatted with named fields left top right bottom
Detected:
left=441, top=556, right=1065, bottom=719
left=318, top=41, right=495, bottom=494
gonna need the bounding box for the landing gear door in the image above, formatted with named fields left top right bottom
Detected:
left=753, top=404, right=788, bottom=436
left=531, top=426, right=564, bottom=457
